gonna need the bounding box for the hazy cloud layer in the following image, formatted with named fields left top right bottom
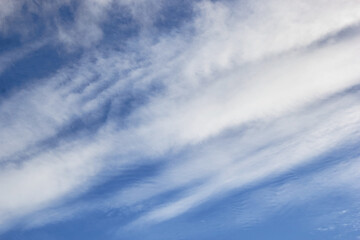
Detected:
left=0, top=0, right=360, bottom=238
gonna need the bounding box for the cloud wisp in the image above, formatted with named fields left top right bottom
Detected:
left=0, top=0, right=360, bottom=237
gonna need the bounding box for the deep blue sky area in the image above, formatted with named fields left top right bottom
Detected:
left=0, top=0, right=360, bottom=239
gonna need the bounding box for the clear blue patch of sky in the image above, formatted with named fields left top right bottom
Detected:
left=0, top=33, right=22, bottom=54
left=0, top=44, right=81, bottom=99
left=154, top=0, right=197, bottom=33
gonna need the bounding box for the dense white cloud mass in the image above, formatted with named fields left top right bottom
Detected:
left=0, top=0, right=360, bottom=237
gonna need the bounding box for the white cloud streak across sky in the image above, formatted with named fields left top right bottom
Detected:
left=0, top=0, right=360, bottom=238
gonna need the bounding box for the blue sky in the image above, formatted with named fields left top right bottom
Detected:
left=1, top=0, right=360, bottom=239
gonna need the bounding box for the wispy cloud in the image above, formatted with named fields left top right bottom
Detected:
left=0, top=0, right=360, bottom=237
left=128, top=91, right=360, bottom=225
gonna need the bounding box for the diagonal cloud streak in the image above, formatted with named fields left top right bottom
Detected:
left=0, top=0, right=360, bottom=235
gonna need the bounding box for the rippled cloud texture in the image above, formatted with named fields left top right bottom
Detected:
left=1, top=0, right=360, bottom=239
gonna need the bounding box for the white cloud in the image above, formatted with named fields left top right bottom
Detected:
left=1, top=0, right=360, bottom=233
left=129, top=92, right=360, bottom=224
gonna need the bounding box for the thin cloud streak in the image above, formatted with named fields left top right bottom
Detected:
left=129, top=92, right=360, bottom=225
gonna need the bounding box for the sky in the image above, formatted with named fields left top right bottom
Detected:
left=0, top=0, right=360, bottom=239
